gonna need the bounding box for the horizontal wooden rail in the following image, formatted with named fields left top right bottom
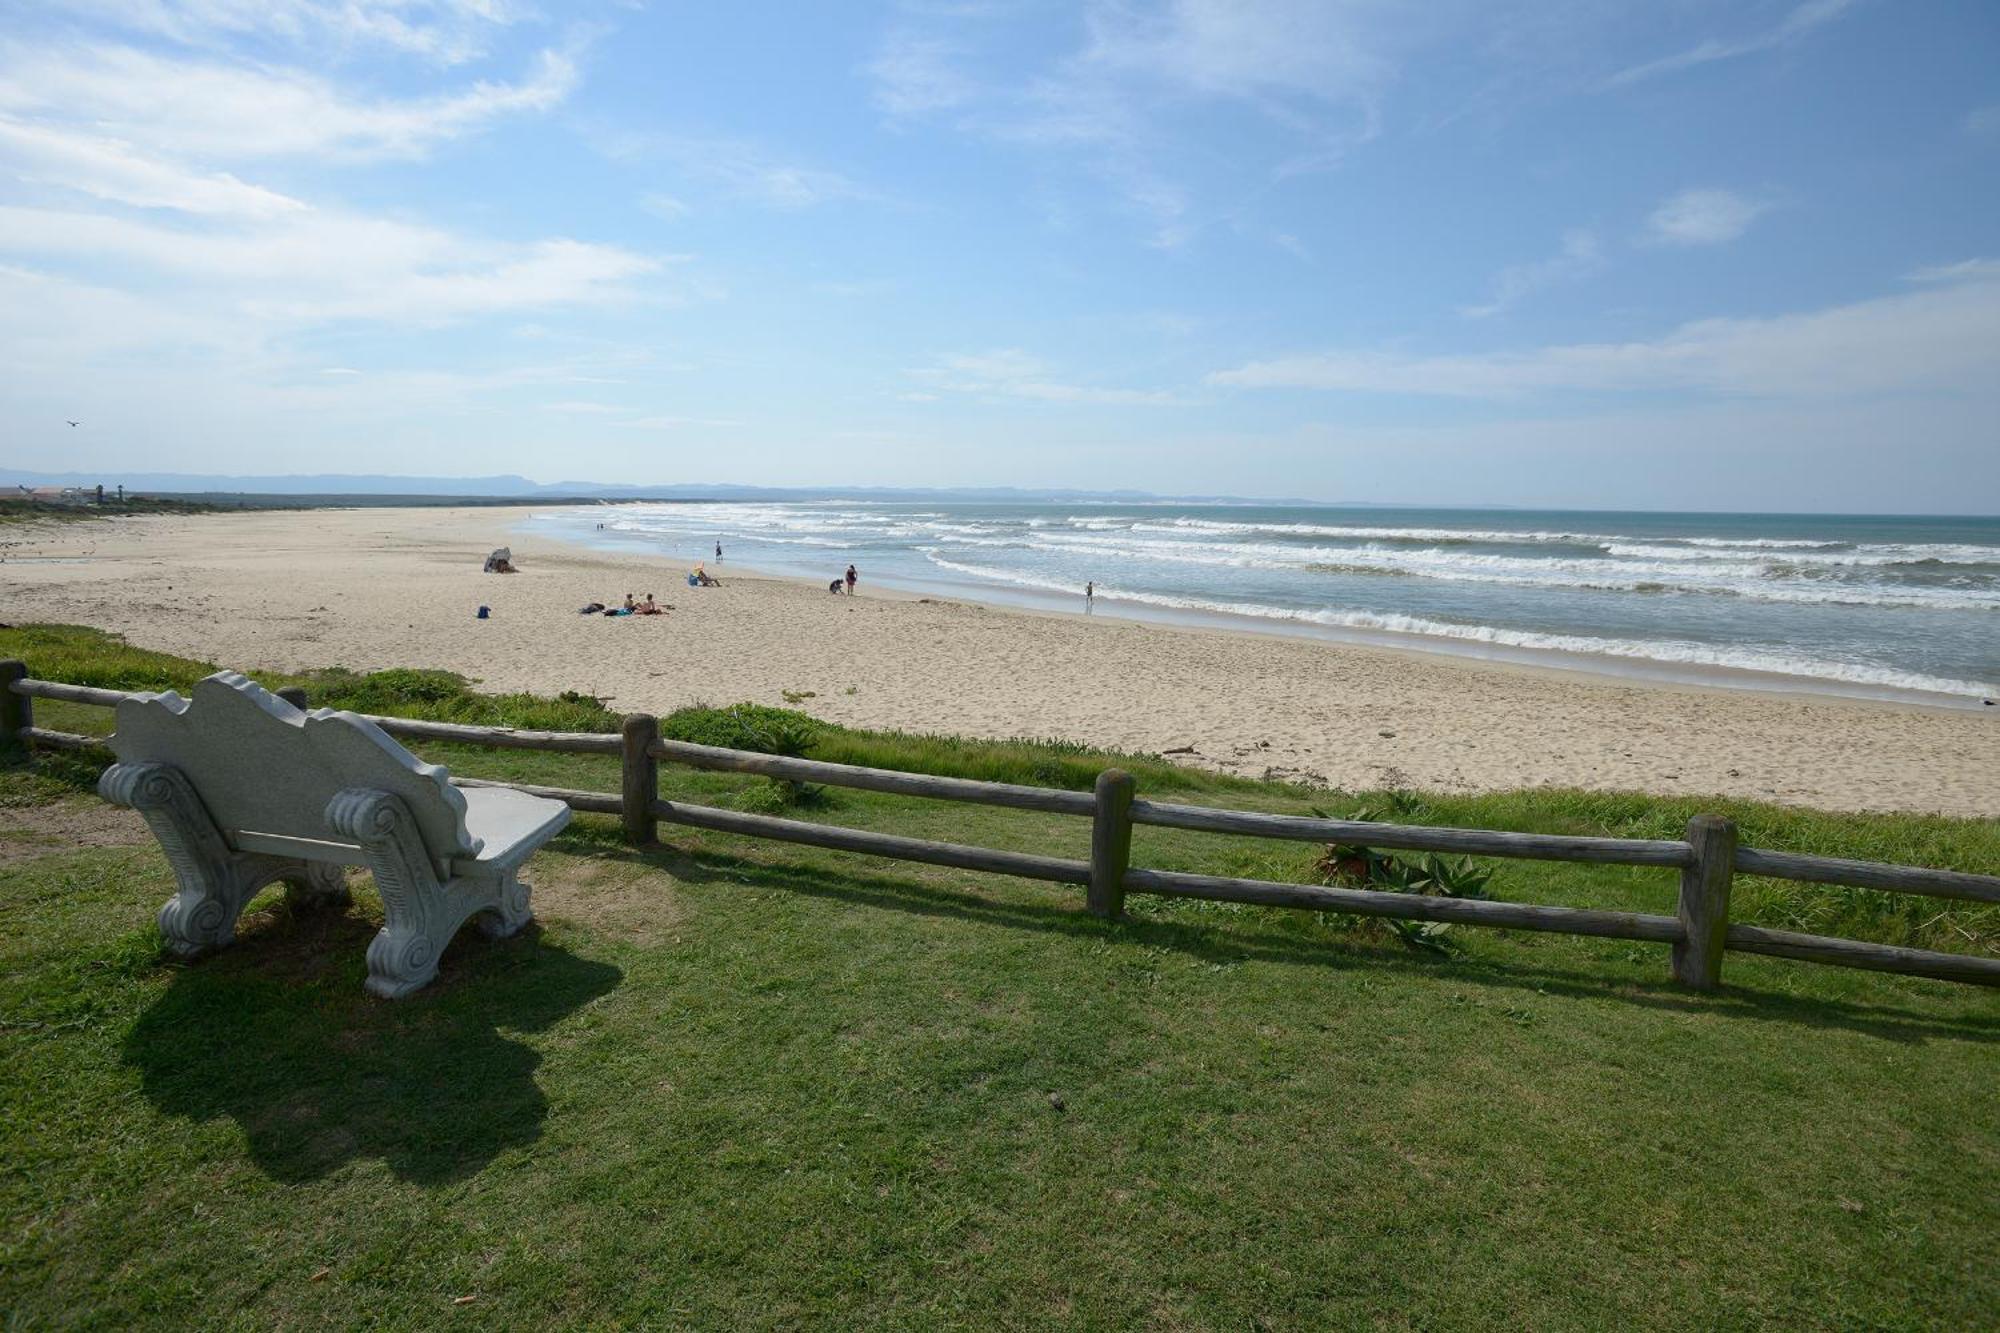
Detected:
left=1124, top=867, right=1686, bottom=942
left=1130, top=800, right=1695, bottom=868
left=1725, top=923, right=2000, bottom=987
left=1734, top=847, right=2000, bottom=905
left=653, top=797, right=1092, bottom=885
left=17, top=726, right=107, bottom=752
left=363, top=715, right=622, bottom=754
left=13, top=679, right=133, bottom=707
left=450, top=775, right=624, bottom=815
left=652, top=738, right=1097, bottom=815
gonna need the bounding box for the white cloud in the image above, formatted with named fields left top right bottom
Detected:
left=863, top=0, right=1402, bottom=249
left=1210, top=259, right=2000, bottom=399
left=0, top=119, right=307, bottom=218
left=1461, top=229, right=1604, bottom=319
left=620, top=415, right=744, bottom=429
left=1644, top=188, right=1772, bottom=246
left=1080, top=0, right=1395, bottom=108
left=0, top=41, right=576, bottom=161
left=1606, top=0, right=1859, bottom=87
left=50, top=0, right=530, bottom=66
left=912, top=349, right=1191, bottom=405
left=600, top=132, right=869, bottom=210
left=640, top=192, right=691, bottom=220
left=0, top=205, right=662, bottom=325
left=866, top=34, right=978, bottom=115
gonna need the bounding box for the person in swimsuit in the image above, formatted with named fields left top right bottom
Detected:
left=845, top=564, right=858, bottom=595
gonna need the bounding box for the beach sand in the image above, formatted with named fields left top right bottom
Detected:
left=4, top=505, right=1994, bottom=816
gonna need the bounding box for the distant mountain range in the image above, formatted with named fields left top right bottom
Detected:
left=0, top=469, right=1361, bottom=506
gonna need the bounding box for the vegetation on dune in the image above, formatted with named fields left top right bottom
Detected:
left=0, top=624, right=1996, bottom=1326
left=0, top=496, right=233, bottom=526
left=4, top=622, right=1996, bottom=956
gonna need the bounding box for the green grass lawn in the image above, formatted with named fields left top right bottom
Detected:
left=3, top=625, right=1997, bottom=1328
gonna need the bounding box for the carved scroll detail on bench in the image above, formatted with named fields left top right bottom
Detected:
left=326, top=788, right=535, bottom=999
left=101, top=761, right=351, bottom=955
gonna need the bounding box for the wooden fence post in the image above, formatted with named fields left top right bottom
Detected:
left=621, top=713, right=660, bottom=846
left=0, top=660, right=28, bottom=754
left=1089, top=768, right=1136, bottom=919
left=1672, top=814, right=1737, bottom=990
left=274, top=686, right=309, bottom=710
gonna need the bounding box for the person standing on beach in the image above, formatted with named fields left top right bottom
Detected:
left=845, top=564, right=858, bottom=596
left=715, top=542, right=723, bottom=561
left=1085, top=581, right=1094, bottom=613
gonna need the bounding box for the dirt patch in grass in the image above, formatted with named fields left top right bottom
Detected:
left=0, top=799, right=149, bottom=866
left=528, top=852, right=686, bottom=942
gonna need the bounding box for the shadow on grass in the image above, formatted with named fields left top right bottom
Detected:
left=590, top=834, right=2000, bottom=1050
left=122, top=904, right=621, bottom=1186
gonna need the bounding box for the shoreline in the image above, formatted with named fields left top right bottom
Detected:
left=528, top=510, right=1991, bottom=715
left=3, top=504, right=1995, bottom=816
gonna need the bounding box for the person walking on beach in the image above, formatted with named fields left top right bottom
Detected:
left=715, top=542, right=723, bottom=562
left=1085, top=581, right=1094, bottom=613
left=845, top=564, right=858, bottom=596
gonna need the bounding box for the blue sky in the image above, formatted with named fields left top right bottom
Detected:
left=2, top=0, right=1997, bottom=510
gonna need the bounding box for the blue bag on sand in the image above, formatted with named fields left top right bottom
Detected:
left=477, top=606, right=490, bottom=619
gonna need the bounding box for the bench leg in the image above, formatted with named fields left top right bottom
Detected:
left=102, top=762, right=341, bottom=958
left=474, top=868, right=534, bottom=940
left=328, top=788, right=535, bottom=999
left=281, top=860, right=354, bottom=913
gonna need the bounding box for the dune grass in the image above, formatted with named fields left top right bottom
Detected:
left=2, top=623, right=1997, bottom=1327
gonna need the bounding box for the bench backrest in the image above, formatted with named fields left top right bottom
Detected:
left=110, top=671, right=481, bottom=871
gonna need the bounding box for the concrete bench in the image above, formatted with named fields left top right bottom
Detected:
left=99, top=671, right=571, bottom=998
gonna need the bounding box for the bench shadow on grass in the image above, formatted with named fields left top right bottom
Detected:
left=605, top=837, right=2000, bottom=1050
left=122, top=901, right=621, bottom=1187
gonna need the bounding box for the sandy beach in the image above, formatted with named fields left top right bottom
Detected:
left=4, top=505, right=1995, bottom=817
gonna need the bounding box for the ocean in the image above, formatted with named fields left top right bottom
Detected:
left=530, top=502, right=2000, bottom=706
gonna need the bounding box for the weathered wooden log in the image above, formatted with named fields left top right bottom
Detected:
left=17, top=726, right=107, bottom=752
left=1725, top=923, right=2000, bottom=987
left=361, top=715, right=623, bottom=753
left=1089, top=768, right=1135, bottom=919
left=650, top=738, right=1097, bottom=814
left=1129, top=799, right=1695, bottom=867
left=1734, top=847, right=2000, bottom=905
left=1122, top=866, right=1686, bottom=942
left=621, top=714, right=660, bottom=845
left=1672, top=815, right=1737, bottom=990
left=653, top=798, right=1092, bottom=885
left=0, top=660, right=28, bottom=752
left=13, top=678, right=128, bottom=707
left=450, top=775, right=624, bottom=815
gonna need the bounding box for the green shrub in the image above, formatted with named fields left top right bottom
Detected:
left=663, top=704, right=826, bottom=755
left=1313, top=807, right=1496, bottom=956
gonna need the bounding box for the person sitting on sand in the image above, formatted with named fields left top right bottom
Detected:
left=634, top=593, right=662, bottom=615
left=694, top=563, right=721, bottom=587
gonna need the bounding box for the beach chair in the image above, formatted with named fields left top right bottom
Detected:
left=99, top=671, right=571, bottom=998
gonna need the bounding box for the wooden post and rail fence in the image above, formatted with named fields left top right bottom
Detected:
left=5, top=659, right=1997, bottom=992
